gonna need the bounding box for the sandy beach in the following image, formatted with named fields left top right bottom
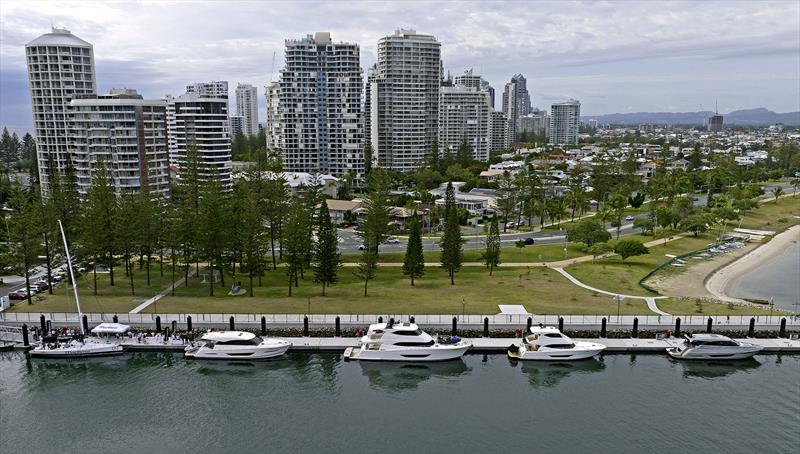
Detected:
left=706, top=224, right=800, bottom=303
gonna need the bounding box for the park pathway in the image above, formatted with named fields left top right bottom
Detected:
left=552, top=267, right=671, bottom=316
left=129, top=274, right=190, bottom=314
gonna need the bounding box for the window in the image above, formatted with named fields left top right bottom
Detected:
left=392, top=329, right=422, bottom=336
left=544, top=333, right=563, bottom=338
left=393, top=340, right=435, bottom=347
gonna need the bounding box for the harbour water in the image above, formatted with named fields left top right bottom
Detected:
left=1, top=352, right=798, bottom=453
left=730, top=242, right=800, bottom=310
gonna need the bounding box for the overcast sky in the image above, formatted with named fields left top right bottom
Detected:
left=1, top=0, right=799, bottom=134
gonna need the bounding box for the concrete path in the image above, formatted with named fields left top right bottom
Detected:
left=129, top=275, right=189, bottom=314
left=552, top=267, right=671, bottom=316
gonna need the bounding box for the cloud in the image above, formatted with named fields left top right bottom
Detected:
left=1, top=0, right=798, bottom=130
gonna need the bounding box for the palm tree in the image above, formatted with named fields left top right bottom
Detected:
left=790, top=178, right=800, bottom=197
left=772, top=186, right=784, bottom=201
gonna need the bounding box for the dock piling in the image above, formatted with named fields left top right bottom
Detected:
left=558, top=317, right=564, bottom=332
left=261, top=316, right=267, bottom=336
left=452, top=317, right=457, bottom=337
left=155, top=316, right=161, bottom=332
left=171, top=320, right=177, bottom=333
left=335, top=316, right=341, bottom=337
left=82, top=315, right=88, bottom=334
left=706, top=317, right=713, bottom=333
left=600, top=317, right=607, bottom=338
left=779, top=318, right=787, bottom=338
left=303, top=316, right=309, bottom=337
left=46, top=320, right=51, bottom=334
left=526, top=317, right=532, bottom=333
left=410, top=316, right=415, bottom=324
left=187, top=316, right=192, bottom=331
left=22, top=324, right=29, bottom=347
left=39, top=315, right=46, bottom=333
left=632, top=317, right=638, bottom=338
left=674, top=318, right=681, bottom=337
left=483, top=317, right=489, bottom=338
left=378, top=316, right=383, bottom=324
left=229, top=316, right=235, bottom=331
left=113, top=315, right=118, bottom=323
left=748, top=318, right=755, bottom=337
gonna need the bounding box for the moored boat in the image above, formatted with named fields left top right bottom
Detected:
left=343, top=321, right=471, bottom=362
left=666, top=333, right=763, bottom=360
left=184, top=331, right=291, bottom=360
left=507, top=326, right=606, bottom=361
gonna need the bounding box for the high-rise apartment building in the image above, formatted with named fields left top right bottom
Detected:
left=69, top=89, right=170, bottom=196
left=489, top=111, right=510, bottom=153
left=549, top=99, right=581, bottom=145
left=368, top=29, right=441, bottom=172
left=229, top=115, right=244, bottom=136
left=235, top=83, right=259, bottom=136
left=438, top=70, right=493, bottom=162
left=25, top=27, right=96, bottom=192
left=186, top=81, right=228, bottom=98
left=267, top=32, right=363, bottom=177
left=502, top=74, right=531, bottom=142
left=518, top=109, right=550, bottom=138
left=167, top=86, right=232, bottom=187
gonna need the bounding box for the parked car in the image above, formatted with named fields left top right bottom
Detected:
left=35, top=281, right=49, bottom=291
left=27, top=286, right=39, bottom=295
left=386, top=237, right=400, bottom=244
left=523, top=238, right=535, bottom=245
left=8, top=291, right=26, bottom=300
left=506, top=222, right=516, bottom=228
left=624, top=215, right=635, bottom=221
left=358, top=244, right=366, bottom=251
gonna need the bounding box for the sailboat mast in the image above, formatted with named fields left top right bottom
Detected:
left=58, top=219, right=84, bottom=335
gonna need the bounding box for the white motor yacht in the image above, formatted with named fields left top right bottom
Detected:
left=184, top=331, right=291, bottom=360
left=667, top=333, right=763, bottom=360
left=507, top=326, right=606, bottom=361
left=343, top=321, right=471, bottom=362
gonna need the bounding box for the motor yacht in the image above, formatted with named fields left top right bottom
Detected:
left=184, top=331, right=291, bottom=360
left=666, top=333, right=762, bottom=360
left=507, top=326, right=606, bottom=361
left=343, top=321, right=471, bottom=362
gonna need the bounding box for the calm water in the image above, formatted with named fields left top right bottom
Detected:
left=730, top=242, right=800, bottom=310
left=1, top=352, right=798, bottom=453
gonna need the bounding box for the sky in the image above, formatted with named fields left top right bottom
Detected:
left=1, top=0, right=799, bottom=135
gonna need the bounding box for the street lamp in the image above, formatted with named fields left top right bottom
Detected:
left=614, top=295, right=624, bottom=322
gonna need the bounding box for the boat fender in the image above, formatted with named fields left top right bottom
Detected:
left=508, top=344, right=520, bottom=353
left=355, top=328, right=361, bottom=336
left=515, top=329, right=521, bottom=338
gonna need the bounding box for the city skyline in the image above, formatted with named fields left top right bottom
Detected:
left=1, top=1, right=799, bottom=135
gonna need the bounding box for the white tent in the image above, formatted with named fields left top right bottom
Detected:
left=91, top=323, right=130, bottom=335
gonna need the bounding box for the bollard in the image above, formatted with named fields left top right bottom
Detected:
left=82, top=315, right=89, bottom=334
left=113, top=314, right=118, bottom=323
left=410, top=316, right=415, bottom=324
left=526, top=317, right=532, bottom=333
left=46, top=320, right=52, bottom=333
left=378, top=316, right=383, bottom=324
left=674, top=318, right=681, bottom=337
left=452, top=317, right=458, bottom=337
left=39, top=315, right=46, bottom=333
left=155, top=316, right=161, bottom=332
left=171, top=320, right=177, bottom=333
left=22, top=324, right=29, bottom=347
left=558, top=317, right=564, bottom=332
left=303, top=316, right=309, bottom=337
left=229, top=316, right=235, bottom=331
left=483, top=317, right=489, bottom=338
left=779, top=318, right=787, bottom=338
left=600, top=317, right=607, bottom=338
left=187, top=316, right=193, bottom=332
left=632, top=317, right=639, bottom=338
left=388, top=317, right=395, bottom=327
left=706, top=317, right=713, bottom=333
left=335, top=316, right=341, bottom=337
left=748, top=317, right=755, bottom=337
left=261, top=316, right=267, bottom=336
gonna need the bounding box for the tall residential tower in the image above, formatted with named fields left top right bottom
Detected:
left=502, top=74, right=531, bottom=142
left=25, top=27, right=96, bottom=192
left=549, top=99, right=580, bottom=145
left=267, top=32, right=363, bottom=176
left=235, top=83, right=259, bottom=136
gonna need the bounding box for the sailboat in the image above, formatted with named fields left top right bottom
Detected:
left=29, top=220, right=126, bottom=358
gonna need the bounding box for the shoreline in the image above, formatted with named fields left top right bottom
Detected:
left=706, top=224, right=800, bottom=304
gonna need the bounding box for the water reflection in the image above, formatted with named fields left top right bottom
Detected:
left=515, top=359, right=606, bottom=388
left=359, top=360, right=469, bottom=392
left=678, top=358, right=762, bottom=379
left=22, top=353, right=130, bottom=387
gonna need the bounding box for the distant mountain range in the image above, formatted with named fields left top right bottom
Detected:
left=582, top=108, right=800, bottom=126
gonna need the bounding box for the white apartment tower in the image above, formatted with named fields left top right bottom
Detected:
left=502, top=74, right=531, bottom=142
left=438, top=70, right=492, bottom=162
left=549, top=99, right=581, bottom=145
left=268, top=32, right=363, bottom=177
left=235, top=83, right=259, bottom=136
left=368, top=29, right=441, bottom=172
left=166, top=86, right=232, bottom=187
left=489, top=111, right=510, bottom=153
left=69, top=89, right=170, bottom=196
left=186, top=81, right=228, bottom=98
left=25, top=27, right=96, bottom=192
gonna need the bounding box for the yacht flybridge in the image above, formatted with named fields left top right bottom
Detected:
left=507, top=326, right=606, bottom=361
left=30, top=220, right=125, bottom=358
left=343, top=321, right=471, bottom=362
left=184, top=331, right=291, bottom=360
left=667, top=333, right=762, bottom=360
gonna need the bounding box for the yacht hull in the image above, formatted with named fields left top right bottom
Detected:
left=29, top=344, right=125, bottom=358
left=354, top=343, right=471, bottom=362
left=185, top=341, right=291, bottom=360
left=667, top=346, right=761, bottom=360
left=508, top=341, right=606, bottom=361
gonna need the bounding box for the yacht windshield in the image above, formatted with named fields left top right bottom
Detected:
left=393, top=330, right=423, bottom=336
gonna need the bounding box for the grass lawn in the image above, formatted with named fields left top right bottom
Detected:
left=8, top=263, right=176, bottom=314
left=148, top=266, right=653, bottom=315
left=736, top=195, right=800, bottom=233
left=343, top=242, right=587, bottom=264
left=656, top=298, right=786, bottom=316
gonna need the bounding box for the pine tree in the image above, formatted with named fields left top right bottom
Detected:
left=481, top=213, right=501, bottom=275
left=428, top=138, right=440, bottom=172
left=363, top=142, right=374, bottom=178
left=198, top=174, right=228, bottom=296
left=80, top=157, right=117, bottom=291
left=283, top=199, right=306, bottom=296
left=4, top=186, right=42, bottom=305
left=439, top=181, right=463, bottom=285
left=313, top=201, right=340, bottom=295
left=402, top=213, right=425, bottom=285
left=456, top=135, right=473, bottom=167
left=354, top=170, right=390, bottom=296
left=116, top=191, right=139, bottom=295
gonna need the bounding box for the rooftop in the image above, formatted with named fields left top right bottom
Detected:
left=27, top=27, right=92, bottom=47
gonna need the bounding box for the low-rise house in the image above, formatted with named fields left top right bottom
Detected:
left=325, top=199, right=363, bottom=225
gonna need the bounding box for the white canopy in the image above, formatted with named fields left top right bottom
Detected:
left=91, top=323, right=130, bottom=335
